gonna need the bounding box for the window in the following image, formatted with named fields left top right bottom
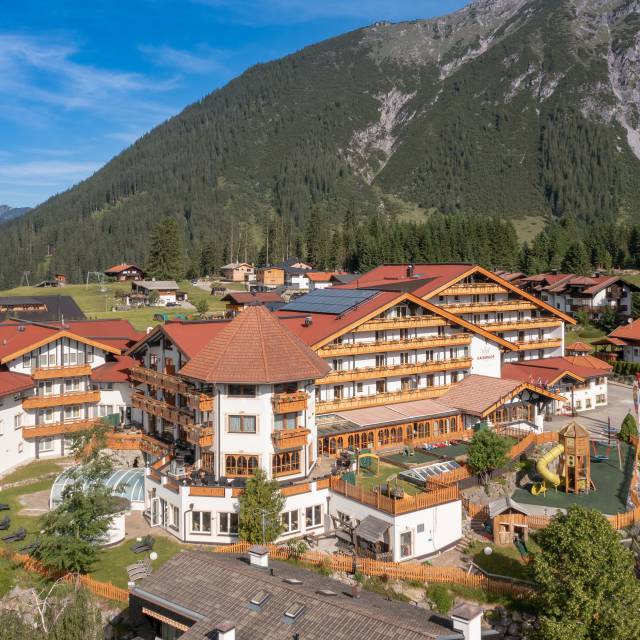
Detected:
left=575, top=400, right=582, bottom=410
left=376, top=379, right=386, bottom=394
left=225, top=454, right=259, bottom=476
left=586, top=398, right=592, bottom=408
left=417, top=523, right=425, bottom=533
left=400, top=328, right=410, bottom=340
left=272, top=451, right=300, bottom=476
left=229, top=415, right=257, bottom=433
left=86, top=347, right=94, bottom=364
left=356, top=382, right=363, bottom=394
left=274, top=413, right=297, bottom=431
left=39, top=381, right=53, bottom=396
left=400, top=352, right=410, bottom=365
left=596, top=394, right=606, bottom=404
left=219, top=512, right=238, bottom=535
left=282, top=510, right=299, bottom=533
left=64, top=378, right=81, bottom=392
left=425, top=350, right=434, bottom=361
left=333, top=385, right=343, bottom=400
left=22, top=354, right=31, bottom=369
left=38, top=437, right=54, bottom=453
left=170, top=506, right=180, bottom=531
left=41, top=408, right=54, bottom=423
left=150, top=353, right=158, bottom=369
left=65, top=406, right=81, bottom=420
left=14, top=413, right=22, bottom=429
left=305, top=505, right=322, bottom=528
left=336, top=511, right=352, bottom=525
left=97, top=405, right=113, bottom=418
left=191, top=511, right=212, bottom=534
left=228, top=384, right=256, bottom=397
left=0, top=418, right=3, bottom=436
left=375, top=330, right=386, bottom=342
left=375, top=354, right=387, bottom=368
left=332, top=359, right=344, bottom=371
left=400, top=531, right=413, bottom=558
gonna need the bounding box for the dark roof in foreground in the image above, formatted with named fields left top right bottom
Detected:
left=0, top=295, right=86, bottom=323
left=133, top=551, right=461, bottom=640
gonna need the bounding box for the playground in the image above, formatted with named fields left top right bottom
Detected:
left=383, top=440, right=470, bottom=468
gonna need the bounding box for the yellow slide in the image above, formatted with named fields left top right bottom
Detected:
left=535, top=443, right=564, bottom=489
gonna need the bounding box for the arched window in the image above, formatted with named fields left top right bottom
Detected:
left=225, top=454, right=259, bottom=476
left=272, top=451, right=301, bottom=475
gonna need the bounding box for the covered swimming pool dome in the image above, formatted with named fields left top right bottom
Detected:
left=50, top=467, right=145, bottom=511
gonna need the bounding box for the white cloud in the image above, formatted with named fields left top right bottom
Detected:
left=0, top=160, right=102, bottom=187
left=140, top=44, right=229, bottom=75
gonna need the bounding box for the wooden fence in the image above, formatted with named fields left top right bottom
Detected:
left=0, top=548, right=129, bottom=603
left=212, top=542, right=532, bottom=598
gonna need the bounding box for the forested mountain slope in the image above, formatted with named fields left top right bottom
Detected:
left=1, top=0, right=639, bottom=286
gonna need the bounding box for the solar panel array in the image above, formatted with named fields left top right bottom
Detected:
left=399, top=460, right=461, bottom=487
left=281, top=288, right=378, bottom=315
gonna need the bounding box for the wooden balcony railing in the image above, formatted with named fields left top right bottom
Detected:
left=318, top=333, right=472, bottom=357
left=22, top=389, right=100, bottom=410
left=272, top=391, right=308, bottom=414
left=131, top=367, right=213, bottom=412
left=316, top=385, right=450, bottom=414
left=317, top=358, right=471, bottom=385
left=185, top=392, right=213, bottom=412
left=439, top=283, right=508, bottom=296
left=139, top=433, right=174, bottom=457
left=480, top=318, right=563, bottom=332
left=131, top=393, right=197, bottom=428
left=359, top=316, right=448, bottom=332
left=32, top=364, right=92, bottom=380
left=106, top=431, right=144, bottom=450
left=438, top=300, right=536, bottom=314
left=183, top=424, right=214, bottom=448
left=272, top=427, right=310, bottom=450
left=22, top=418, right=97, bottom=438
left=513, top=338, right=562, bottom=351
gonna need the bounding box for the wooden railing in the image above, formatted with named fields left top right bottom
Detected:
left=23, top=389, right=101, bottom=409
left=131, top=393, right=196, bottom=428
left=106, top=431, right=143, bottom=450
left=359, top=316, right=448, bottom=331
left=139, top=433, right=174, bottom=457
left=513, top=338, right=562, bottom=351
left=481, top=318, right=563, bottom=333
left=182, top=424, right=214, bottom=448
left=317, top=385, right=450, bottom=414
left=32, top=364, right=92, bottom=380
left=272, top=427, right=309, bottom=450
left=22, top=419, right=98, bottom=438
left=317, top=358, right=471, bottom=385
left=329, top=476, right=459, bottom=515
left=272, top=391, right=308, bottom=414
left=188, top=485, right=225, bottom=497
left=440, top=283, right=508, bottom=296
left=318, top=333, right=472, bottom=357
left=439, top=300, right=536, bottom=314
left=131, top=367, right=213, bottom=411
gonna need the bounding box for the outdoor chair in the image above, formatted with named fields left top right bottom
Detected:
left=19, top=541, right=39, bottom=555
left=126, top=558, right=152, bottom=581
left=130, top=535, right=155, bottom=554
left=0, top=504, right=10, bottom=511
left=2, top=528, right=26, bottom=543
left=0, top=516, right=10, bottom=531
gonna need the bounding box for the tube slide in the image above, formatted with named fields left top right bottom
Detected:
left=536, top=444, right=564, bottom=488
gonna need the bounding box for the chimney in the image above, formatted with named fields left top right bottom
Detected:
left=214, top=621, right=235, bottom=640
left=248, top=544, right=269, bottom=569
left=450, top=604, right=483, bottom=640
left=304, top=316, right=313, bottom=327
left=406, top=264, right=414, bottom=278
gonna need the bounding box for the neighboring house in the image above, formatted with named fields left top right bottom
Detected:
left=307, top=271, right=352, bottom=291
left=104, top=263, right=145, bottom=281
left=603, top=318, right=640, bottom=363
left=0, top=296, right=86, bottom=323
left=255, top=267, right=285, bottom=289
left=257, top=258, right=314, bottom=290
left=0, top=318, right=141, bottom=475
left=219, top=262, right=255, bottom=282
left=131, top=280, right=184, bottom=306
left=220, top=291, right=285, bottom=314
left=503, top=354, right=612, bottom=414
left=499, top=271, right=638, bottom=321
left=129, top=550, right=481, bottom=640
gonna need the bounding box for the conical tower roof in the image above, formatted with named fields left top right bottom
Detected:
left=559, top=420, right=590, bottom=439
left=180, top=304, right=331, bottom=384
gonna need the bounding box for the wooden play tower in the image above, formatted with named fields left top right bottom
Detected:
left=559, top=421, right=592, bottom=494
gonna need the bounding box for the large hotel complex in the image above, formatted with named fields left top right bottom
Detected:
left=0, top=264, right=614, bottom=562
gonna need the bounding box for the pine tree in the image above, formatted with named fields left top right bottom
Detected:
left=146, top=217, right=185, bottom=280
left=561, top=241, right=591, bottom=275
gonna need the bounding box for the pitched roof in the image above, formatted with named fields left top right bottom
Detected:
left=0, top=370, right=33, bottom=397
left=134, top=280, right=179, bottom=290
left=221, top=292, right=284, bottom=305
left=104, top=263, right=143, bottom=274
left=0, top=295, right=86, bottom=323
left=518, top=272, right=638, bottom=296
left=90, top=356, right=137, bottom=383
left=307, top=271, right=346, bottom=282
left=565, top=341, right=592, bottom=353
left=502, top=355, right=611, bottom=387
left=134, top=551, right=453, bottom=640
left=180, top=305, right=331, bottom=384
left=610, top=318, right=640, bottom=342
left=220, top=262, right=252, bottom=269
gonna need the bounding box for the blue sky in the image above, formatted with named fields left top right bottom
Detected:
left=1, top=0, right=467, bottom=208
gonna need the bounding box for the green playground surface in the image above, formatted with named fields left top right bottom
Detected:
left=427, top=442, right=470, bottom=459
left=383, top=449, right=438, bottom=466
left=512, top=441, right=634, bottom=514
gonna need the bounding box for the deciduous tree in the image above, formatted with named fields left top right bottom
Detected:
left=467, top=428, right=511, bottom=484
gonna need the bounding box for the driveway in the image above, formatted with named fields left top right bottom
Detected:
left=544, top=382, right=634, bottom=440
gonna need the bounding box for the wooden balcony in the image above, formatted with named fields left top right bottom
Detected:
left=317, top=358, right=472, bottom=385
left=513, top=338, right=562, bottom=351
left=32, top=364, right=92, bottom=380
left=438, top=300, right=536, bottom=314
left=131, top=367, right=213, bottom=412
left=139, top=433, right=174, bottom=457
left=185, top=392, right=213, bottom=412
left=359, top=316, right=448, bottom=332
left=480, top=318, right=563, bottom=332
left=272, top=427, right=310, bottom=450
left=131, top=393, right=197, bottom=428
left=318, top=333, right=472, bottom=357
left=440, top=283, right=508, bottom=296
left=106, top=431, right=144, bottom=450
left=22, top=419, right=97, bottom=438
left=22, top=389, right=100, bottom=410
left=183, top=424, right=214, bottom=448
left=316, top=385, right=450, bottom=414
left=272, top=391, right=308, bottom=414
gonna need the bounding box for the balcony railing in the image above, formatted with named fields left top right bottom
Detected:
left=440, top=283, right=508, bottom=296
left=106, top=431, right=144, bottom=450
left=480, top=318, right=563, bottom=332
left=438, top=300, right=536, bottom=314
left=22, top=418, right=97, bottom=438
left=131, top=367, right=213, bottom=412
left=32, top=364, right=92, bottom=380
left=272, top=391, right=308, bottom=414
left=131, top=393, right=198, bottom=428
left=359, top=316, right=448, bottom=332
left=139, top=433, right=174, bottom=457
left=317, top=358, right=471, bottom=385
left=318, top=333, right=472, bottom=357
left=183, top=424, right=214, bottom=448
left=513, top=338, right=562, bottom=351
left=22, top=389, right=101, bottom=410
left=272, top=427, right=310, bottom=450
left=316, top=385, right=450, bottom=414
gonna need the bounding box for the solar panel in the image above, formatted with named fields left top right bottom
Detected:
left=281, top=288, right=378, bottom=315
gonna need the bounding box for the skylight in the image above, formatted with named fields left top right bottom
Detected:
left=284, top=602, right=305, bottom=621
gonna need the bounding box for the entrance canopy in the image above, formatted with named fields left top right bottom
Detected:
left=354, top=515, right=391, bottom=543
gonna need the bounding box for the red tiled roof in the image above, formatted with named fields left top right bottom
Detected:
left=0, top=322, right=58, bottom=361
left=0, top=370, right=33, bottom=397
left=565, top=341, right=592, bottom=353
left=610, top=318, right=640, bottom=342
left=91, top=356, right=138, bottom=383
left=221, top=292, right=284, bottom=305
left=439, top=375, right=526, bottom=416
left=180, top=305, right=331, bottom=384
left=65, top=319, right=142, bottom=343
left=163, top=321, right=230, bottom=359
left=307, top=271, right=346, bottom=282
left=104, top=263, right=142, bottom=274
left=503, top=356, right=611, bottom=386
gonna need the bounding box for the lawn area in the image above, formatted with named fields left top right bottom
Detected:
left=466, top=540, right=536, bottom=582
left=0, top=281, right=228, bottom=330
left=565, top=325, right=605, bottom=346
left=91, top=535, right=185, bottom=589
left=1, top=459, right=67, bottom=485
left=355, top=461, right=423, bottom=496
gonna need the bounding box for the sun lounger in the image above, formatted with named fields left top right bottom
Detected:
left=0, top=516, right=10, bottom=531
left=0, top=504, right=9, bottom=511
left=19, top=541, right=39, bottom=554
left=2, top=528, right=26, bottom=543
left=130, top=535, right=155, bottom=554
left=126, top=558, right=152, bottom=581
